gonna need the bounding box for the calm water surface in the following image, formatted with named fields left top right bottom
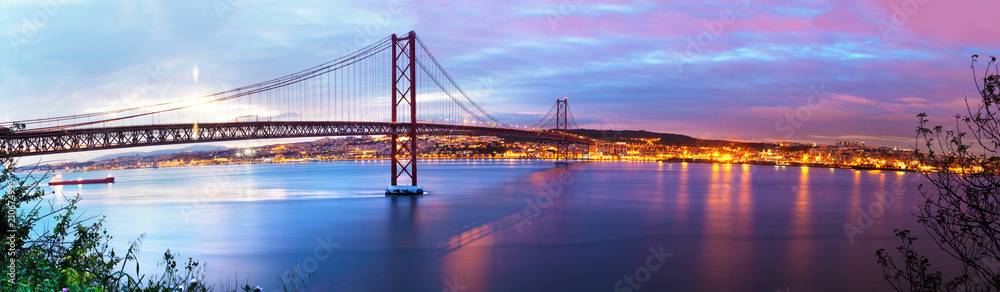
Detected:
left=44, top=160, right=938, bottom=291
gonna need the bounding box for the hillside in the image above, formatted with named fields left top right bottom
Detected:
left=563, top=129, right=772, bottom=149
left=89, top=145, right=228, bottom=161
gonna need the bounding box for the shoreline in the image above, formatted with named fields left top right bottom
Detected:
left=657, top=158, right=920, bottom=173
left=28, top=157, right=589, bottom=173
left=27, top=156, right=923, bottom=174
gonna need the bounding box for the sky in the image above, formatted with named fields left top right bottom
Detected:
left=2, top=0, right=1000, bottom=162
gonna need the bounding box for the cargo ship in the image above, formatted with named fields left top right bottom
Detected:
left=48, top=177, right=115, bottom=186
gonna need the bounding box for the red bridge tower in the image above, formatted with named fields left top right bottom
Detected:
left=386, top=31, right=423, bottom=195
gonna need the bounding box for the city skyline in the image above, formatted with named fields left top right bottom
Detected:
left=3, top=0, right=998, bottom=157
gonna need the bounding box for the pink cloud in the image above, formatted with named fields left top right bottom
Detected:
left=868, top=0, right=1000, bottom=47
left=896, top=96, right=928, bottom=103
left=831, top=94, right=877, bottom=104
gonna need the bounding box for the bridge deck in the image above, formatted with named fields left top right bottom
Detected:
left=0, top=121, right=593, bottom=156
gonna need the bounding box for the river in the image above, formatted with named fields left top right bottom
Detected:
left=42, top=160, right=941, bottom=291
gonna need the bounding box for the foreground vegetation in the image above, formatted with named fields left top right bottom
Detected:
left=876, top=56, right=1000, bottom=291
left=0, top=123, right=271, bottom=291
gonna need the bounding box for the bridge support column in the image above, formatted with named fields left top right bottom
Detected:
left=387, top=31, right=423, bottom=195
left=555, top=97, right=570, bottom=164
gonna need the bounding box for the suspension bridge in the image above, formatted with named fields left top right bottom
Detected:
left=0, top=31, right=593, bottom=194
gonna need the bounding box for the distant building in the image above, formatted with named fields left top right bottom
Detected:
left=836, top=140, right=865, bottom=147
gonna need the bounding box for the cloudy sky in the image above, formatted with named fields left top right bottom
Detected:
left=3, top=0, right=999, bottom=161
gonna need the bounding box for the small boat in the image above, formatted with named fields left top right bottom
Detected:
left=554, top=160, right=570, bottom=165
left=48, top=177, right=115, bottom=186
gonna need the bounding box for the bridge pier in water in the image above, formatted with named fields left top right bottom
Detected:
left=386, top=31, right=424, bottom=195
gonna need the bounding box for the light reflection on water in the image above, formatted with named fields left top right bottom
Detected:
left=33, top=160, right=941, bottom=291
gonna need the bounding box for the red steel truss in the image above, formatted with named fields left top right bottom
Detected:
left=0, top=121, right=593, bottom=157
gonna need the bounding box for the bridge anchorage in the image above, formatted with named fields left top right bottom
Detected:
left=0, top=30, right=594, bottom=196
